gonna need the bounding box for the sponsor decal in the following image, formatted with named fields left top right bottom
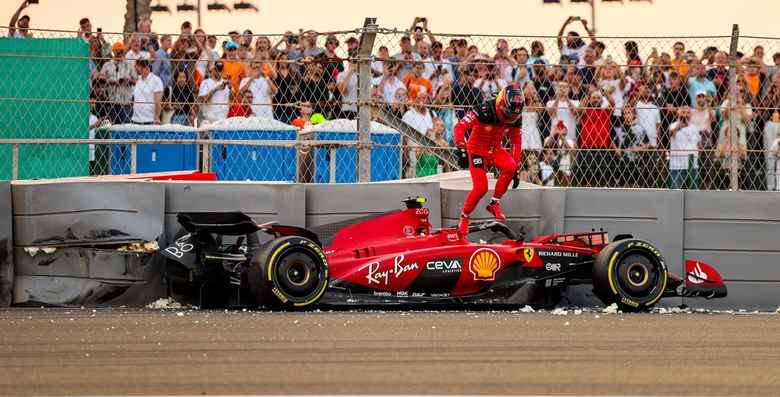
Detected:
left=403, top=225, right=415, bottom=236
left=468, top=248, right=501, bottom=281
left=425, top=258, right=463, bottom=274
left=447, top=233, right=459, bottom=242
left=544, top=277, right=567, bottom=287
left=415, top=208, right=429, bottom=216
left=472, top=156, right=484, bottom=168
left=412, top=292, right=425, bottom=297
left=372, top=291, right=392, bottom=297
left=687, top=262, right=707, bottom=285
left=271, top=287, right=288, bottom=303
left=538, top=250, right=580, bottom=258
left=164, top=234, right=194, bottom=259
left=545, top=263, right=562, bottom=272
left=523, top=247, right=535, bottom=263
left=364, top=254, right=419, bottom=285
left=621, top=297, right=640, bottom=308
left=429, top=293, right=451, bottom=298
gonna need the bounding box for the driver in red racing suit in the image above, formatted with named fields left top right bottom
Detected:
left=454, top=83, right=524, bottom=236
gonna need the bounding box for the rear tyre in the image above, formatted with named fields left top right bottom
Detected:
left=592, top=239, right=668, bottom=312
left=247, top=235, right=328, bottom=310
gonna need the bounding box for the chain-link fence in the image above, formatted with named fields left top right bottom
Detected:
left=1, top=22, right=779, bottom=190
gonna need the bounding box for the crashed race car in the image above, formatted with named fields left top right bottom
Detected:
left=161, top=197, right=727, bottom=311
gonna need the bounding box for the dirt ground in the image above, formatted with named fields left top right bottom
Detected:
left=0, top=308, right=778, bottom=396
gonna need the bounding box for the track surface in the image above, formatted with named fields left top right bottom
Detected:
left=0, top=308, right=779, bottom=396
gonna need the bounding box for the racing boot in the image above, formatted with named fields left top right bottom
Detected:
left=486, top=198, right=507, bottom=221
left=458, top=213, right=470, bottom=236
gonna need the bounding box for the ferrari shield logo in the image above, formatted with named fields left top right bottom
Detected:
left=523, top=248, right=535, bottom=263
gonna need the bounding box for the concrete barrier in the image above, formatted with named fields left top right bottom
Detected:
left=4, top=174, right=780, bottom=309
left=0, top=181, right=12, bottom=306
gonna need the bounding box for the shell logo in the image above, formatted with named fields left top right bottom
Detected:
left=469, top=248, right=501, bottom=281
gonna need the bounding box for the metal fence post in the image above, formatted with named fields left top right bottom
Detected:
left=130, top=143, right=138, bottom=175
left=11, top=144, right=19, bottom=180
left=728, top=24, right=740, bottom=191
left=357, top=17, right=378, bottom=183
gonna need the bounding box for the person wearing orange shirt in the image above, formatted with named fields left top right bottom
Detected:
left=670, top=41, right=690, bottom=77
left=221, top=40, right=247, bottom=102
left=402, top=61, right=433, bottom=102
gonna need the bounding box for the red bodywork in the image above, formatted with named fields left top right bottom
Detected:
left=324, top=205, right=607, bottom=297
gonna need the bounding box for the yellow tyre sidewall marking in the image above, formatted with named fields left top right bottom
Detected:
left=267, top=242, right=291, bottom=281
left=607, top=251, right=620, bottom=295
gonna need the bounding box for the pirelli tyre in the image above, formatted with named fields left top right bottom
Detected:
left=592, top=239, right=668, bottom=312
left=247, top=236, right=328, bottom=310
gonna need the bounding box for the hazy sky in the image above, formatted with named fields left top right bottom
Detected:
left=3, top=0, right=779, bottom=42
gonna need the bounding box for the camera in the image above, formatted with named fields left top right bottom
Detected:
left=289, top=34, right=299, bottom=44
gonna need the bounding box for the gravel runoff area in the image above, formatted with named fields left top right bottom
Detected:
left=0, top=306, right=779, bottom=396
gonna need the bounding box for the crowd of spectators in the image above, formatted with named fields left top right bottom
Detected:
left=6, top=0, right=780, bottom=188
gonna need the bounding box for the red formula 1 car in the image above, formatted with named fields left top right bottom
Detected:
left=161, top=197, right=727, bottom=311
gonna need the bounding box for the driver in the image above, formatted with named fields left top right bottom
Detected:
left=454, top=83, right=523, bottom=236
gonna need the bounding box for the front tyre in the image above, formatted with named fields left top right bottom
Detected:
left=592, top=239, right=668, bottom=312
left=247, top=236, right=329, bottom=310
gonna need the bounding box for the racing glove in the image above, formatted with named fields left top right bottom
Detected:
left=457, top=148, right=469, bottom=169
left=512, top=169, right=521, bottom=189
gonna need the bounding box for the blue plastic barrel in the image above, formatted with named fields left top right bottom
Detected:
left=311, top=119, right=401, bottom=183
left=208, top=117, right=298, bottom=181
left=110, top=124, right=198, bottom=174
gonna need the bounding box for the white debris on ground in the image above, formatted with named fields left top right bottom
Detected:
left=776, top=306, right=780, bottom=314
left=23, top=247, right=57, bottom=256
left=117, top=241, right=159, bottom=252
left=573, top=309, right=583, bottom=315
left=518, top=305, right=535, bottom=313
left=551, top=308, right=568, bottom=316
left=145, top=297, right=184, bottom=309
left=602, top=303, right=620, bottom=314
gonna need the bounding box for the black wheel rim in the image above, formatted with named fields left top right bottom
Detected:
left=615, top=253, right=662, bottom=301
left=275, top=251, right=322, bottom=298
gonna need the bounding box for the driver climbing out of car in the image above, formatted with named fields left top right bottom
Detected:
left=454, top=83, right=524, bottom=236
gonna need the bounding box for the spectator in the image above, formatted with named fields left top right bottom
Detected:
left=557, top=17, right=594, bottom=64
left=504, top=47, right=531, bottom=86
left=126, top=34, right=150, bottom=64
left=575, top=87, right=615, bottom=187
left=164, top=70, right=196, bottom=126
left=371, top=45, right=389, bottom=77
left=336, top=56, right=358, bottom=119
left=301, top=30, right=323, bottom=57
left=691, top=91, right=717, bottom=188
left=409, top=17, right=436, bottom=52
left=493, top=39, right=511, bottom=76
left=687, top=61, right=716, bottom=106
left=546, top=82, right=579, bottom=143
left=719, top=85, right=753, bottom=153
left=522, top=83, right=544, bottom=154
left=196, top=32, right=220, bottom=82
left=131, top=59, right=163, bottom=125
left=198, top=61, right=231, bottom=124
left=394, top=35, right=422, bottom=80
left=528, top=41, right=549, bottom=66
left=543, top=121, right=575, bottom=185
left=634, top=84, right=663, bottom=186
left=322, top=77, right=341, bottom=120
left=668, top=106, right=700, bottom=189
left=373, top=61, right=405, bottom=105
left=274, top=31, right=303, bottom=61
left=403, top=61, right=433, bottom=101
left=401, top=92, right=434, bottom=178
left=426, top=41, right=453, bottom=90
left=432, top=83, right=456, bottom=145
left=241, top=29, right=254, bottom=49
left=240, top=61, right=277, bottom=120
left=451, top=65, right=483, bottom=119
left=760, top=73, right=780, bottom=189
left=222, top=41, right=248, bottom=99
left=291, top=101, right=314, bottom=129
left=618, top=106, right=650, bottom=187
left=299, top=57, right=329, bottom=114
left=598, top=60, right=631, bottom=132
left=715, top=124, right=748, bottom=189
left=769, top=52, right=780, bottom=78
left=743, top=57, right=767, bottom=103
left=322, top=34, right=344, bottom=79
left=671, top=41, right=689, bottom=77
left=77, top=17, right=92, bottom=41
left=227, top=90, right=254, bottom=118
left=8, top=0, right=33, bottom=38
left=591, top=41, right=606, bottom=66
left=171, top=37, right=199, bottom=86
left=531, top=60, right=555, bottom=104
left=701, top=46, right=719, bottom=68
left=272, top=52, right=300, bottom=124
left=707, top=51, right=730, bottom=102
left=474, top=62, right=507, bottom=98
left=415, top=118, right=449, bottom=177
left=660, top=71, right=690, bottom=147
left=152, top=34, right=172, bottom=87
left=100, top=42, right=137, bottom=124
left=389, top=87, right=409, bottom=119
left=578, top=46, right=598, bottom=86
left=624, top=41, right=642, bottom=66
left=88, top=37, right=104, bottom=82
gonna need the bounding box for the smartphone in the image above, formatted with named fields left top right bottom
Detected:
left=27, top=0, right=39, bottom=4
left=571, top=16, right=580, bottom=21
left=97, top=28, right=102, bottom=33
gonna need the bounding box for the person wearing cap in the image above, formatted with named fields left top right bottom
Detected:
left=323, top=34, right=344, bottom=79
left=8, top=0, right=33, bottom=38
left=100, top=42, right=138, bottom=124
left=691, top=89, right=717, bottom=189
left=198, top=60, right=231, bottom=124
left=221, top=40, right=248, bottom=101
